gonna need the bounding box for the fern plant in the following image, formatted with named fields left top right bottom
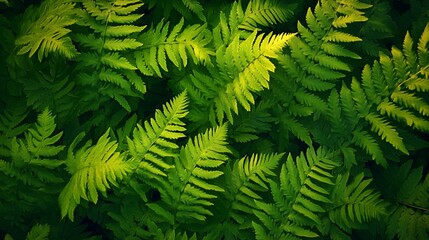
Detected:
left=73, top=0, right=147, bottom=113
left=59, top=129, right=132, bottom=221
left=0, top=108, right=64, bottom=233
left=14, top=0, right=78, bottom=61
left=325, top=22, right=429, bottom=168
left=266, top=0, right=371, bottom=149
left=134, top=17, right=213, bottom=77
left=1, top=0, right=429, bottom=239
left=252, top=147, right=338, bottom=239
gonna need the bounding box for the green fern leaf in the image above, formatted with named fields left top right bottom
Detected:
left=324, top=31, right=362, bottom=43
left=127, top=91, right=188, bottom=178
left=181, top=0, right=205, bottom=21
left=240, top=0, right=292, bottom=31
left=73, top=0, right=146, bottom=112
left=391, top=90, right=429, bottom=116
left=225, top=153, right=283, bottom=225
left=101, top=52, right=137, bottom=70
left=150, top=124, right=230, bottom=224
left=279, top=114, right=312, bottom=146
left=15, top=0, right=78, bottom=61
left=329, top=172, right=387, bottom=231
left=104, top=38, right=142, bottom=51
left=364, top=113, right=408, bottom=154
left=253, top=147, right=338, bottom=239
left=340, top=84, right=359, bottom=127
left=105, top=24, right=146, bottom=37
left=352, top=129, right=387, bottom=167
left=377, top=101, right=429, bottom=131
left=26, top=223, right=50, bottom=240
left=99, top=68, right=131, bottom=91
left=135, top=18, right=213, bottom=77
left=418, top=23, right=429, bottom=66
left=0, top=109, right=64, bottom=186
left=59, top=129, right=132, bottom=221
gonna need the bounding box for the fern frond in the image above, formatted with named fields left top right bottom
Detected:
left=73, top=0, right=146, bottom=112
left=364, top=113, right=408, bottom=154
left=0, top=108, right=64, bottom=186
left=149, top=124, right=230, bottom=224
left=127, top=91, right=188, bottom=179
left=15, top=0, right=78, bottom=61
left=278, top=0, right=368, bottom=88
left=181, top=0, right=205, bottom=21
left=59, top=129, right=132, bottom=221
left=135, top=18, right=213, bottom=77
left=278, top=113, right=312, bottom=146
left=391, top=90, right=429, bottom=116
left=377, top=101, right=429, bottom=131
left=26, top=223, right=50, bottom=240
left=230, top=102, right=274, bottom=143
left=0, top=105, right=29, bottom=154
left=253, top=147, right=339, bottom=239
left=329, top=172, right=387, bottom=232
left=224, top=153, right=283, bottom=226
left=204, top=31, right=294, bottom=124
left=239, top=0, right=292, bottom=31
left=352, top=129, right=387, bottom=167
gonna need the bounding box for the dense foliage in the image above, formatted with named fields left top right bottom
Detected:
left=1, top=0, right=429, bottom=239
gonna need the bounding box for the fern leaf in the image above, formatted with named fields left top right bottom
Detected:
left=350, top=78, right=371, bottom=116
left=391, top=90, right=429, bottom=116
left=59, top=129, right=132, bottom=220
left=253, top=147, right=338, bottom=239
left=352, top=129, right=387, bottom=167
left=329, top=173, right=387, bottom=231
left=240, top=0, right=292, bottom=31
left=135, top=18, right=213, bottom=77
left=418, top=23, right=429, bottom=66
left=15, top=0, right=78, bottom=61
left=279, top=114, right=312, bottom=146
left=25, top=223, right=50, bottom=240
left=73, top=0, right=146, bottom=112
left=364, top=113, right=408, bottom=154
left=187, top=31, right=294, bottom=124
left=181, top=0, right=205, bottom=21
left=324, top=31, right=362, bottom=43
left=105, top=24, right=146, bottom=37
left=127, top=91, right=188, bottom=178
left=151, top=124, right=230, bottom=224
left=377, top=101, right=429, bottom=131
left=101, top=52, right=137, bottom=70
left=340, top=84, right=359, bottom=127
left=99, top=68, right=131, bottom=91
left=0, top=109, right=64, bottom=186
left=225, top=153, right=283, bottom=225
left=321, top=42, right=361, bottom=59
left=104, top=38, right=142, bottom=51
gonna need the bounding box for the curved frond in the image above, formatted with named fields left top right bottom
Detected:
left=148, top=124, right=231, bottom=224
left=73, top=0, right=146, bottom=112
left=240, top=0, right=292, bottom=31
left=59, top=129, right=132, bottom=221
left=15, top=0, right=78, bottom=61
left=329, top=173, right=387, bottom=232
left=135, top=18, right=213, bottom=77
left=189, top=31, right=294, bottom=124
left=0, top=109, right=64, bottom=186
left=225, top=154, right=283, bottom=224
left=127, top=91, right=188, bottom=179
left=253, top=147, right=339, bottom=239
